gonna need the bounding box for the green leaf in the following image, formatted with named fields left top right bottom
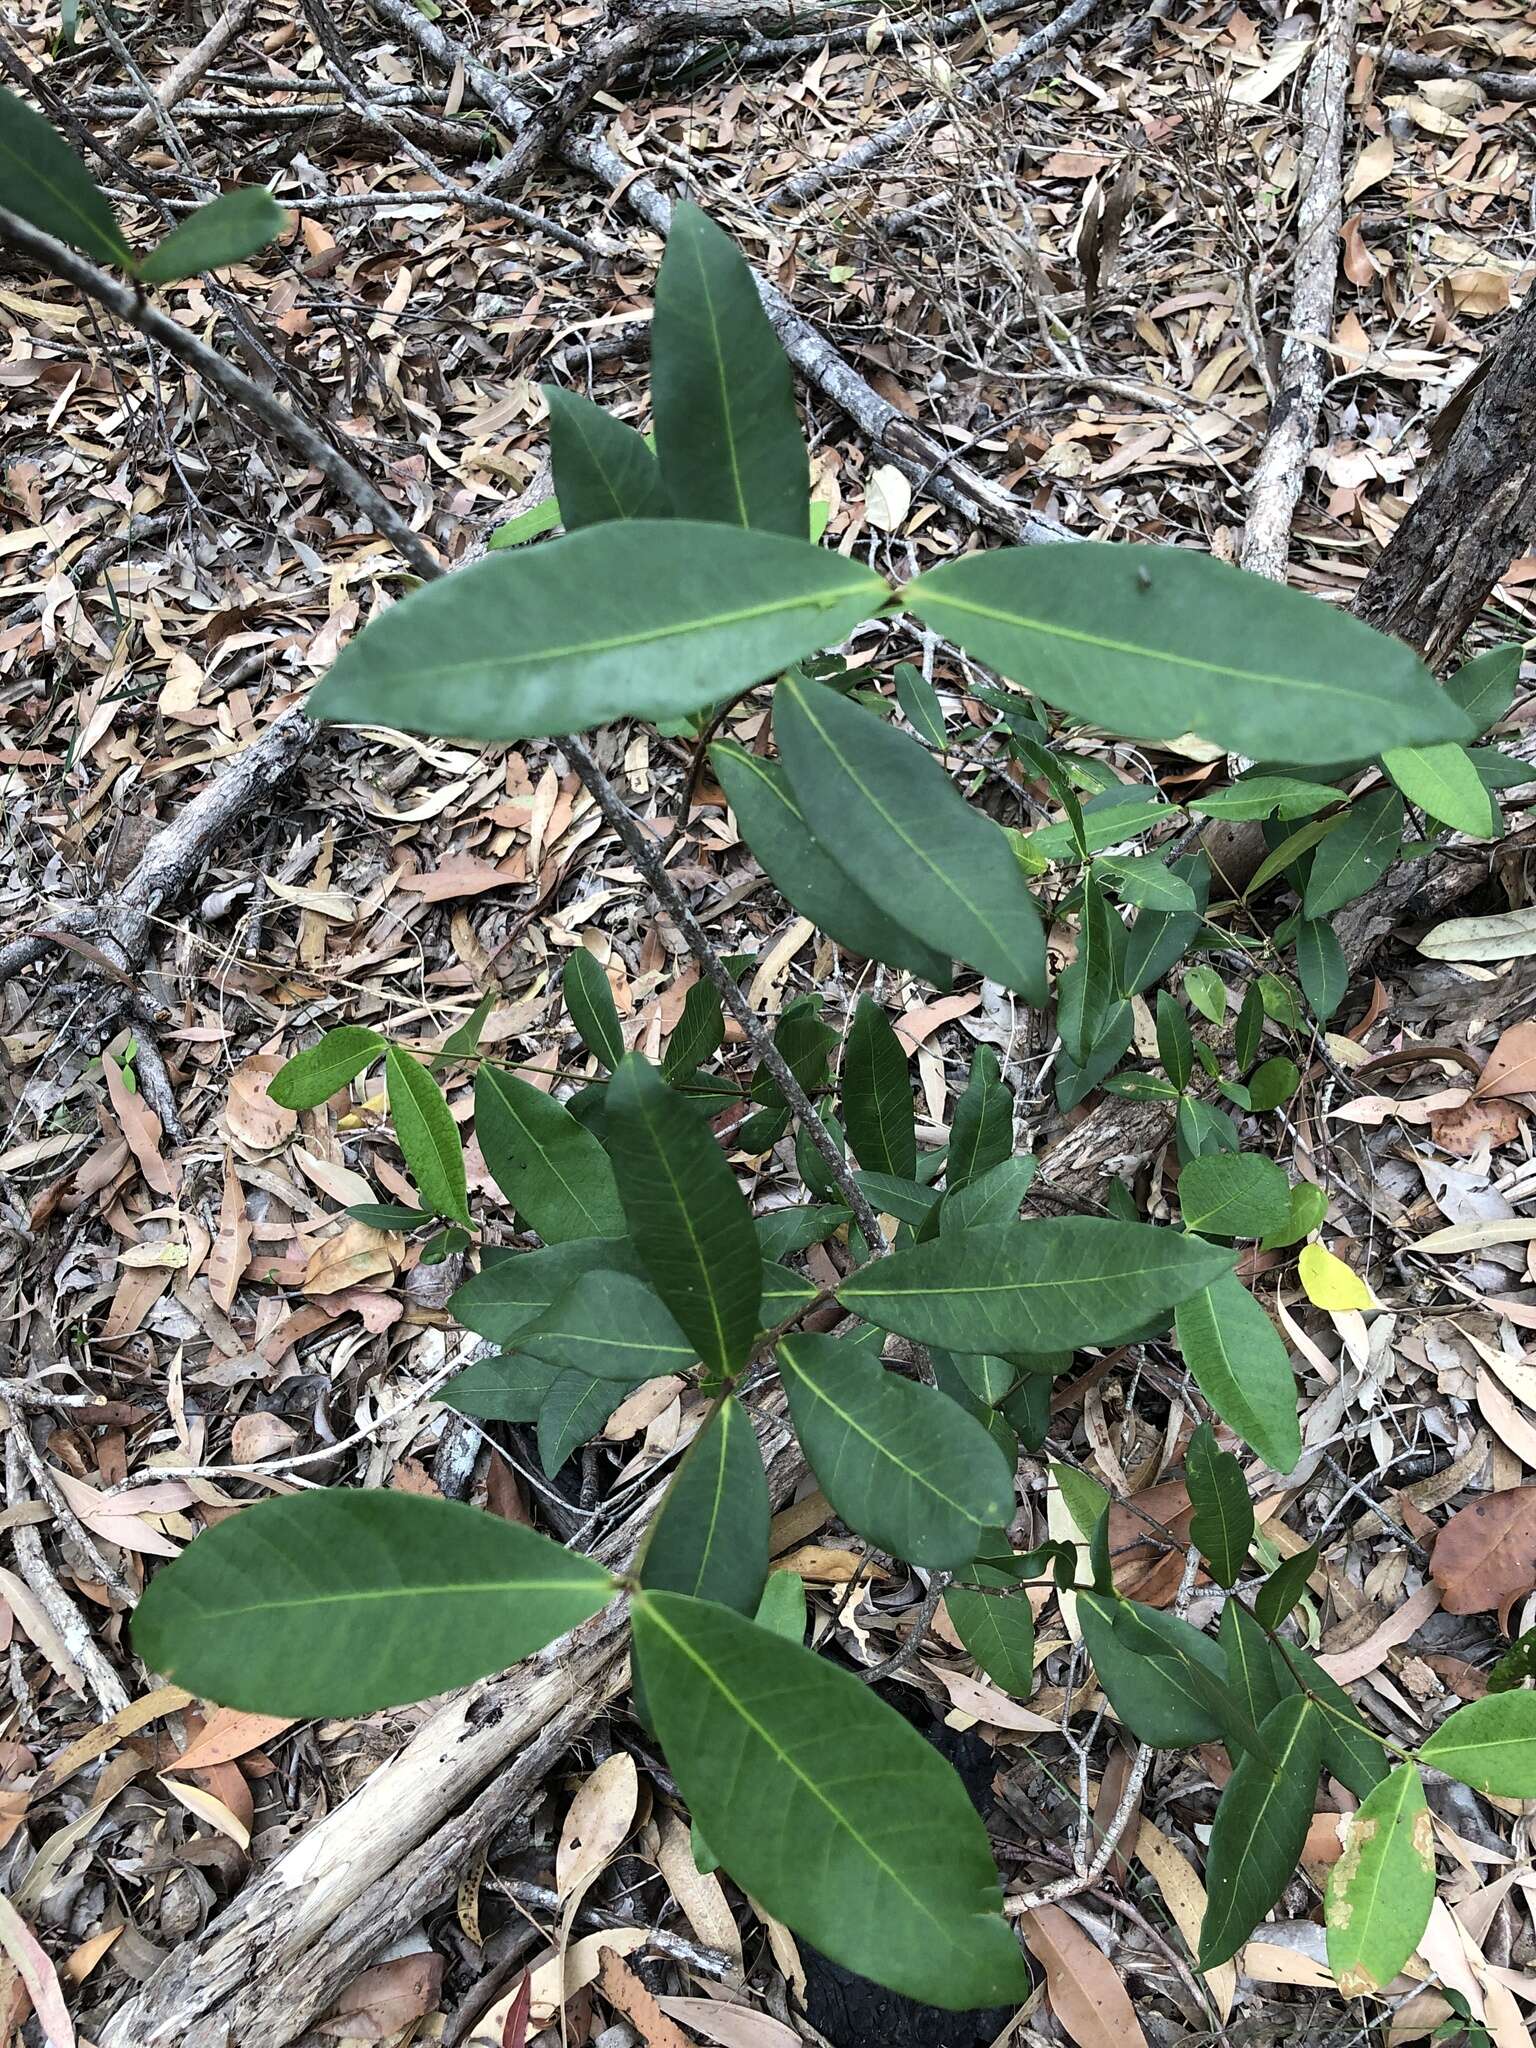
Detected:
left=543, top=384, right=671, bottom=530
left=1384, top=743, right=1497, bottom=839
left=1304, top=788, right=1404, bottom=919
left=439, top=1351, right=562, bottom=1422
left=1183, top=963, right=1226, bottom=1026
left=1254, top=1544, right=1318, bottom=1631
left=1221, top=1597, right=1289, bottom=1732
left=1110, top=1603, right=1267, bottom=1757
left=1258, top=972, right=1302, bottom=1031
left=779, top=1334, right=1015, bottom=1568
left=839, top=1217, right=1232, bottom=1353
left=947, top=1046, right=1014, bottom=1192
left=1447, top=643, right=1520, bottom=735
left=1234, top=982, right=1263, bottom=1073
left=905, top=544, right=1471, bottom=765
left=1057, top=875, right=1120, bottom=1064
left=347, top=1201, right=425, bottom=1230
left=1190, top=775, right=1342, bottom=821
left=1247, top=1056, right=1300, bottom=1113
left=1186, top=1423, right=1253, bottom=1587
left=711, top=741, right=949, bottom=984
left=1022, top=792, right=1168, bottom=863
left=138, top=187, right=287, bottom=283
left=438, top=990, right=497, bottom=1064
left=607, top=1056, right=761, bottom=1382
left=1259, top=1181, right=1328, bottom=1252
left=488, top=495, right=562, bottom=549
left=269, top=1026, right=384, bottom=1110
left=945, top=1589, right=1035, bottom=1696
left=1419, top=1693, right=1536, bottom=1796
left=1294, top=917, right=1348, bottom=1022
left=538, top=1370, right=623, bottom=1473
left=1077, top=1591, right=1229, bottom=1747
left=1325, top=1765, right=1434, bottom=1995
left=1156, top=991, right=1192, bottom=1093
left=1096, top=853, right=1196, bottom=912
left=1175, top=1273, right=1300, bottom=1473
left=1286, top=1643, right=1388, bottom=1797
left=855, top=1171, right=941, bottom=1228
left=639, top=1395, right=769, bottom=1613
left=1178, top=1154, right=1291, bottom=1239
left=562, top=951, right=625, bottom=1069
left=1199, top=1696, right=1323, bottom=1967
left=386, top=1047, right=469, bottom=1225
left=1102, top=1072, right=1181, bottom=1102
left=1177, top=1097, right=1240, bottom=1162
left=451, top=1239, right=637, bottom=1346
left=474, top=1065, right=624, bottom=1244
left=651, top=202, right=808, bottom=537
left=662, top=980, right=726, bottom=1083
left=133, top=1492, right=614, bottom=1715
left=756, top=1204, right=850, bottom=1260
left=0, top=82, right=132, bottom=268
left=843, top=998, right=916, bottom=1178
left=941, top=1154, right=1037, bottom=1234
left=1121, top=854, right=1210, bottom=996
left=756, top=1568, right=808, bottom=1641
left=522, top=1269, right=697, bottom=1383
left=631, top=1591, right=1028, bottom=2008
left=310, top=522, right=885, bottom=742
left=894, top=660, right=946, bottom=746
left=759, top=1258, right=819, bottom=1323
left=1246, top=814, right=1343, bottom=898
left=774, top=673, right=1047, bottom=1001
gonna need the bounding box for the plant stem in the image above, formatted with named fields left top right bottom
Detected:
left=564, top=734, right=887, bottom=1248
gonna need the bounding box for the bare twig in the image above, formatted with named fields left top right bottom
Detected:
left=118, top=1, right=255, bottom=151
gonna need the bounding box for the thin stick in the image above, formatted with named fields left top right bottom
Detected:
left=118, top=0, right=255, bottom=150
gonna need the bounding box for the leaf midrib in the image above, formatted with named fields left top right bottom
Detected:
left=782, top=1351, right=989, bottom=1527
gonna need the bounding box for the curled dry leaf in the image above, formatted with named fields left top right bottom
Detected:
left=1432, top=1487, right=1536, bottom=1616
left=302, top=1221, right=401, bottom=1296
left=1429, top=1096, right=1525, bottom=1158
left=225, top=1054, right=298, bottom=1152
left=1019, top=1902, right=1150, bottom=2048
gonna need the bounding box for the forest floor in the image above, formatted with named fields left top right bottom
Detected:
left=3, top=0, right=1536, bottom=2044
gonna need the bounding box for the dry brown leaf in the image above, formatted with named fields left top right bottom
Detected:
left=1430, top=1097, right=1525, bottom=1157
left=1134, top=1819, right=1236, bottom=2019
left=556, top=1752, right=638, bottom=1948
left=893, top=991, right=980, bottom=1053
left=302, top=1221, right=400, bottom=1296
left=655, top=1813, right=743, bottom=1971
left=1478, top=1022, right=1536, bottom=1101
left=315, top=1952, right=444, bottom=2040
left=1019, top=1901, right=1150, bottom=2048
left=1340, top=214, right=1381, bottom=287
left=1432, top=1487, right=1536, bottom=1615
left=167, top=1708, right=294, bottom=1774
left=103, top=1051, right=178, bottom=1195
left=657, top=1999, right=801, bottom=2048
left=596, top=1947, right=691, bottom=2048
left=396, top=854, right=522, bottom=902
left=157, top=1774, right=251, bottom=1850
left=225, top=1054, right=298, bottom=1153
left=208, top=1154, right=249, bottom=1315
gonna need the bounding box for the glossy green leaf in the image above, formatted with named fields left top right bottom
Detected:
left=1022, top=793, right=1168, bottom=863
left=945, top=1589, right=1035, bottom=1696
left=1078, top=1591, right=1229, bottom=1748
left=1096, top=853, right=1196, bottom=912
left=756, top=1566, right=808, bottom=1641
left=1190, top=775, right=1341, bottom=821
left=1254, top=1544, right=1318, bottom=1631
left=1178, top=1154, right=1291, bottom=1239
left=1177, top=1096, right=1240, bottom=1161
left=521, top=1269, right=696, bottom=1382
left=941, top=1154, right=1037, bottom=1234
left=1121, top=854, right=1210, bottom=996
left=1447, top=643, right=1520, bottom=735
left=1186, top=1422, right=1253, bottom=1587
left=1221, top=1597, right=1289, bottom=1733
left=639, top=1395, right=769, bottom=1613
left=894, top=660, right=946, bottom=746
left=437, top=991, right=497, bottom=1065
left=487, top=497, right=562, bottom=549
left=347, top=1201, right=425, bottom=1230
left=439, top=1350, right=562, bottom=1422
left=1111, top=1603, right=1266, bottom=1758
left=451, top=1239, right=637, bottom=1345
left=1175, top=1272, right=1300, bottom=1474
left=386, top=1047, right=469, bottom=1225
left=854, top=1171, right=940, bottom=1228
left=1156, top=991, right=1192, bottom=1093
left=711, top=741, right=949, bottom=984
left=774, top=673, right=1046, bottom=1000
left=1259, top=1181, right=1328, bottom=1252
left=905, top=544, right=1471, bottom=765
left=839, top=1217, right=1232, bottom=1353
left=1285, top=1642, right=1388, bottom=1797
left=1246, top=814, right=1342, bottom=897
left=1247, top=1056, right=1300, bottom=1113
left=632, top=1591, right=1028, bottom=2008
left=779, top=1334, right=1015, bottom=1568
left=138, top=187, right=287, bottom=283
left=1419, top=1693, right=1536, bottom=1796
left=1057, top=876, right=1120, bottom=1063
left=475, top=1064, right=624, bottom=1244
left=1304, top=788, right=1404, bottom=919
left=1234, top=982, right=1264, bottom=1073
left=843, top=998, right=916, bottom=1178
left=544, top=384, right=671, bottom=530
left=1325, top=1765, right=1434, bottom=1994
left=1199, top=1695, right=1323, bottom=1967
left=269, top=1026, right=385, bottom=1110
left=947, top=1046, right=1014, bottom=1192
left=756, top=1204, right=851, bottom=1260
left=310, top=522, right=885, bottom=742
left=607, top=1056, right=760, bottom=1381
left=1293, top=918, right=1346, bottom=1026
left=652, top=203, right=807, bottom=536
left=1183, top=963, right=1226, bottom=1026
left=133, top=1491, right=614, bottom=1715
left=538, top=1369, right=623, bottom=1473
left=1384, top=742, right=1497, bottom=839
left=662, top=979, right=726, bottom=1082
left=0, top=82, right=131, bottom=267
left=759, top=1258, right=819, bottom=1323
left=562, top=951, right=626, bottom=1069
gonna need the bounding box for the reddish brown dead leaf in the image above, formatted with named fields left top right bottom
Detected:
left=396, top=854, right=523, bottom=902
left=103, top=1052, right=177, bottom=1195
left=597, top=1947, right=691, bottom=2048
left=315, top=1953, right=443, bottom=2040
left=1432, top=1487, right=1536, bottom=1615
left=208, top=1154, right=249, bottom=1314
left=167, top=1708, right=294, bottom=1774
left=1477, top=1021, right=1536, bottom=1101
left=1108, top=1482, right=1195, bottom=1606
left=1340, top=213, right=1380, bottom=286
left=1429, top=1095, right=1525, bottom=1157
left=1019, top=1902, right=1150, bottom=2048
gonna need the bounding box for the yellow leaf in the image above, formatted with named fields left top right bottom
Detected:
left=1298, top=1243, right=1373, bottom=1312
